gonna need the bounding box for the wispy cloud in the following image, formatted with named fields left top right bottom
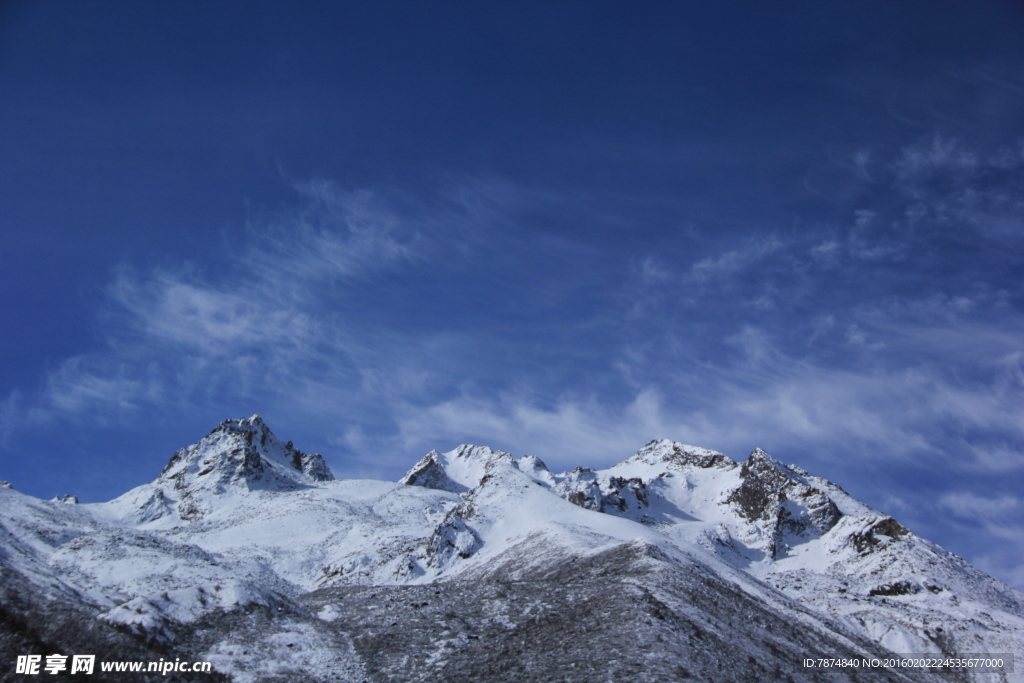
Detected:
left=1, top=177, right=591, bottom=462
left=1, top=181, right=428, bottom=435
left=244, top=182, right=422, bottom=283
left=381, top=309, right=1023, bottom=476
left=894, top=136, right=981, bottom=184
left=687, top=234, right=787, bottom=284
left=392, top=387, right=669, bottom=465
left=939, top=491, right=1024, bottom=590
left=940, top=492, right=1020, bottom=518
left=893, top=136, right=1024, bottom=240
left=109, top=271, right=314, bottom=354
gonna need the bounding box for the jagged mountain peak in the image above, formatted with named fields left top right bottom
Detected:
left=159, top=415, right=333, bottom=489
left=744, top=446, right=809, bottom=478
left=399, top=449, right=462, bottom=493
left=516, top=454, right=548, bottom=470
left=106, top=417, right=333, bottom=524
left=625, top=438, right=737, bottom=471
left=397, top=439, right=893, bottom=569
left=448, top=444, right=516, bottom=464
left=399, top=444, right=516, bottom=493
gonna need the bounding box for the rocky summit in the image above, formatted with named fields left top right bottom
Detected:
left=1, top=419, right=1021, bottom=682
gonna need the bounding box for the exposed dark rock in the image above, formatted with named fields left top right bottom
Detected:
left=558, top=471, right=650, bottom=517
left=728, top=449, right=794, bottom=523
left=426, top=505, right=482, bottom=568
left=399, top=451, right=466, bottom=493
left=869, top=580, right=921, bottom=597
left=726, top=449, right=846, bottom=558
left=851, top=517, right=909, bottom=554
left=631, top=440, right=736, bottom=469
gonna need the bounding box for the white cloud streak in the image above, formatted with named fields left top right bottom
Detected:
left=940, top=492, right=1020, bottom=519
left=687, top=234, right=787, bottom=284
left=2, top=182, right=425, bottom=434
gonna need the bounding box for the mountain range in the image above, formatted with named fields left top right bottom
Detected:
left=1, top=415, right=1021, bottom=682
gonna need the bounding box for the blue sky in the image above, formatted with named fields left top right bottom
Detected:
left=2, top=1, right=1023, bottom=589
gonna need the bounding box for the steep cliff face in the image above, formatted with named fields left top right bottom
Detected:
left=725, top=448, right=843, bottom=557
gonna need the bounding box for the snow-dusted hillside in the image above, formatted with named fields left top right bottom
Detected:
left=1, top=416, right=1020, bottom=682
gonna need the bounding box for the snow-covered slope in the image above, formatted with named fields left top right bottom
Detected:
left=2, top=418, right=1021, bottom=682
left=399, top=439, right=1024, bottom=682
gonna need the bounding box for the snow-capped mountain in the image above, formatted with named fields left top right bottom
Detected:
left=1, top=417, right=1021, bottom=682
left=104, top=415, right=334, bottom=526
